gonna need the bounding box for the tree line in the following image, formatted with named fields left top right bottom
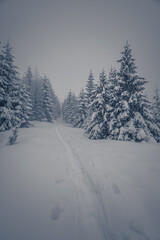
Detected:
left=62, top=42, right=160, bottom=143
left=0, top=41, right=60, bottom=132
left=1, top=41, right=160, bottom=143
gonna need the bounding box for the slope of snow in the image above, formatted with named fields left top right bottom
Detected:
left=0, top=121, right=160, bottom=240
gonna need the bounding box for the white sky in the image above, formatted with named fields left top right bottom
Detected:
left=0, top=0, right=160, bottom=101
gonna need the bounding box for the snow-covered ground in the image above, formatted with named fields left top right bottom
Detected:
left=0, top=121, right=160, bottom=240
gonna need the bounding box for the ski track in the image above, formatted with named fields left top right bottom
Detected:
left=55, top=123, right=115, bottom=240
left=55, top=125, right=82, bottom=240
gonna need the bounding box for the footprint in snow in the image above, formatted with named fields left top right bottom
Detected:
left=111, top=183, right=120, bottom=194
left=122, top=233, right=131, bottom=240
left=51, top=206, right=63, bottom=221
left=129, top=219, right=150, bottom=240
left=103, top=174, right=108, bottom=179
left=55, top=178, right=64, bottom=184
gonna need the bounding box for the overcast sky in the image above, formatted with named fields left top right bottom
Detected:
left=0, top=0, right=160, bottom=101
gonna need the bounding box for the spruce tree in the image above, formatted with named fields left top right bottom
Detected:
left=86, top=70, right=109, bottom=139
left=19, top=79, right=33, bottom=127
left=50, top=87, right=60, bottom=120
left=110, top=42, right=160, bottom=142
left=84, top=70, right=95, bottom=129
left=0, top=41, right=23, bottom=131
left=74, top=88, right=87, bottom=128
left=23, top=66, right=34, bottom=120
left=0, top=43, right=8, bottom=130
left=0, top=42, right=5, bottom=104
left=62, top=90, right=77, bottom=124
left=153, top=85, right=160, bottom=128
left=33, top=70, right=41, bottom=121
left=85, top=70, right=95, bottom=108
left=41, top=76, right=54, bottom=122
left=107, top=67, right=119, bottom=134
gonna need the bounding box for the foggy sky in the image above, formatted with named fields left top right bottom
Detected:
left=0, top=0, right=160, bottom=101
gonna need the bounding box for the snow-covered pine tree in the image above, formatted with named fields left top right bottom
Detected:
left=10, top=78, right=29, bottom=128
left=110, top=42, right=160, bottom=142
left=18, top=79, right=33, bottom=127
left=62, top=90, right=77, bottom=124
left=107, top=67, right=119, bottom=134
left=62, top=98, right=67, bottom=121
left=33, top=70, right=41, bottom=121
left=0, top=42, right=9, bottom=130
left=41, top=76, right=55, bottom=122
left=62, top=90, right=71, bottom=124
left=0, top=42, right=14, bottom=131
left=73, top=88, right=87, bottom=128
left=84, top=70, right=95, bottom=129
left=153, top=85, right=160, bottom=128
left=0, top=41, right=23, bottom=131
left=30, top=69, right=45, bottom=121
left=49, top=86, right=61, bottom=120
left=24, top=66, right=33, bottom=86
left=85, top=70, right=95, bottom=108
left=86, top=70, right=109, bottom=139
left=24, top=68, right=60, bottom=123
left=23, top=66, right=34, bottom=120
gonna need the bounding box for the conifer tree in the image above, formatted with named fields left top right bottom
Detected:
left=62, top=90, right=77, bottom=124
left=85, top=70, right=95, bottom=108
left=0, top=41, right=23, bottom=131
left=74, top=88, right=86, bottom=128
left=50, top=86, right=61, bottom=120
left=84, top=71, right=95, bottom=129
left=0, top=42, right=5, bottom=104
left=24, top=68, right=60, bottom=123
left=19, top=80, right=33, bottom=127
left=41, top=76, right=54, bottom=122
left=110, top=42, right=160, bottom=142
left=0, top=43, right=8, bottom=130
left=86, top=70, right=109, bottom=139
left=153, top=85, right=160, bottom=128
left=23, top=66, right=34, bottom=120
left=32, top=69, right=41, bottom=121
left=24, top=66, right=33, bottom=89
left=0, top=42, right=14, bottom=131
left=107, top=67, right=119, bottom=134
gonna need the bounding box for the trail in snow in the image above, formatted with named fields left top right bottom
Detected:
left=55, top=125, right=84, bottom=240
left=56, top=124, right=115, bottom=240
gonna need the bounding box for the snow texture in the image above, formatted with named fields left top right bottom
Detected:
left=0, top=121, right=160, bottom=240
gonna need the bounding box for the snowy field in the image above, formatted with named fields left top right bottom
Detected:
left=0, top=121, right=160, bottom=240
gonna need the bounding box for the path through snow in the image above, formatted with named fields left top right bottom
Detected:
left=56, top=124, right=114, bottom=240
